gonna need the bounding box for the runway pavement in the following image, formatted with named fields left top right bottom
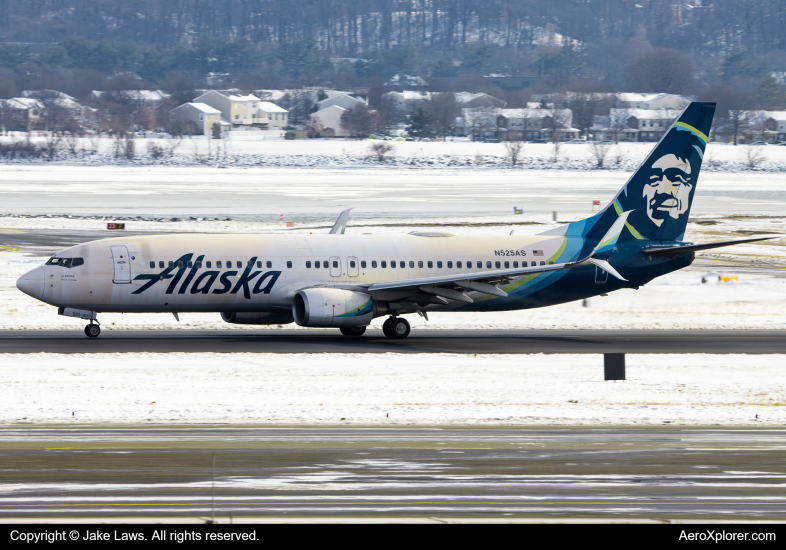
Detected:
left=0, top=426, right=784, bottom=520
left=0, top=329, right=784, bottom=354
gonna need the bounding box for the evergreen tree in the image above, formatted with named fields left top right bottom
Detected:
left=407, top=107, right=436, bottom=139
left=756, top=74, right=785, bottom=107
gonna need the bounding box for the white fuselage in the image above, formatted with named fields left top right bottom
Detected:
left=22, top=232, right=567, bottom=314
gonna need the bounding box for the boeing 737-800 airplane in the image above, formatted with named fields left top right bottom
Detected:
left=15, top=102, right=770, bottom=338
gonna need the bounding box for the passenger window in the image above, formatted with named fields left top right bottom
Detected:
left=399, top=261, right=405, bottom=268
left=381, top=261, right=387, bottom=268
left=207, top=261, right=212, bottom=268
left=361, top=261, right=366, bottom=268
left=447, top=261, right=453, bottom=268
left=169, top=261, right=174, bottom=268
left=437, top=261, right=442, bottom=268
left=427, top=261, right=433, bottom=268
left=196, top=261, right=202, bottom=269
left=159, top=261, right=164, bottom=268
left=418, top=261, right=423, bottom=268
left=548, top=261, right=554, bottom=265
left=314, top=261, right=320, bottom=268
left=457, top=261, right=462, bottom=268
left=350, top=260, right=356, bottom=268
left=486, top=261, right=491, bottom=268
left=531, top=261, right=536, bottom=267
left=72, top=258, right=84, bottom=267
left=495, top=261, right=501, bottom=269
left=187, top=261, right=193, bottom=268
left=149, top=261, right=155, bottom=268
left=287, top=261, right=292, bottom=268
left=217, top=261, right=222, bottom=268
left=540, top=261, right=545, bottom=265
left=177, top=261, right=184, bottom=269
left=332, top=260, right=338, bottom=268
left=247, top=260, right=253, bottom=267
left=513, top=261, right=518, bottom=268
left=372, top=261, right=377, bottom=268
left=256, top=261, right=262, bottom=268
left=306, top=261, right=312, bottom=268
left=268, top=261, right=273, bottom=268
left=236, top=261, right=242, bottom=268
left=409, top=261, right=414, bottom=268
left=504, top=261, right=509, bottom=268
left=322, top=261, right=327, bottom=268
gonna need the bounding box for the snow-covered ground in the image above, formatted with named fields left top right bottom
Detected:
left=3, top=352, right=784, bottom=426
left=2, top=135, right=786, bottom=172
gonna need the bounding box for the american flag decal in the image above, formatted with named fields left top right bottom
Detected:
left=533, top=250, right=544, bottom=256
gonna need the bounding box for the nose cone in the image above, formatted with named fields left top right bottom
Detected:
left=17, top=267, right=45, bottom=300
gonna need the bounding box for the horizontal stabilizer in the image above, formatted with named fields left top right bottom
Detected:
left=586, top=258, right=627, bottom=281
left=643, top=237, right=775, bottom=257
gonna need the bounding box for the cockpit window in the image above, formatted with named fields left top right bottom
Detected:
left=45, top=257, right=83, bottom=268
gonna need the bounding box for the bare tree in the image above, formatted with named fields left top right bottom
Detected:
left=428, top=92, right=458, bottom=141
left=588, top=141, right=611, bottom=168
left=340, top=104, right=382, bottom=139
left=368, top=142, right=395, bottom=163
left=702, top=85, right=755, bottom=145
left=550, top=140, right=562, bottom=163
left=42, top=132, right=61, bottom=161
left=63, top=133, right=82, bottom=157
left=503, top=130, right=524, bottom=166
left=744, top=146, right=766, bottom=170
left=463, top=107, right=496, bottom=141
left=608, top=108, right=630, bottom=144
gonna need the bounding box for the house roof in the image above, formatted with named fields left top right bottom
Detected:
left=257, top=101, right=287, bottom=113
left=611, top=108, right=682, bottom=120
left=187, top=102, right=221, bottom=114
left=227, top=94, right=259, bottom=102
left=497, top=108, right=568, bottom=118
left=5, top=98, right=43, bottom=110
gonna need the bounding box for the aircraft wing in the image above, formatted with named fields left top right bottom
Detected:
left=361, top=256, right=623, bottom=304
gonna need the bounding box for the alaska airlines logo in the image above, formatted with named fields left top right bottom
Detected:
left=132, top=254, right=281, bottom=298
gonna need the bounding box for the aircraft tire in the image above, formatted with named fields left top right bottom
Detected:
left=85, top=324, right=101, bottom=338
left=382, top=318, right=395, bottom=338
left=390, top=318, right=410, bottom=339
left=340, top=326, right=366, bottom=337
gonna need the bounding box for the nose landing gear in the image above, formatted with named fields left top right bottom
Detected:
left=84, top=321, right=101, bottom=338
left=382, top=317, right=410, bottom=339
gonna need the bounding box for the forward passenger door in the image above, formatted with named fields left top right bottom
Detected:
left=110, top=245, right=132, bottom=284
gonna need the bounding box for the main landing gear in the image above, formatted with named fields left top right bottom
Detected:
left=340, top=326, right=366, bottom=337
left=382, top=317, right=410, bottom=339
left=84, top=321, right=101, bottom=338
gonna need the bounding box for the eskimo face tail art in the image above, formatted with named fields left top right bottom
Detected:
left=612, top=102, right=715, bottom=243
left=16, top=101, right=773, bottom=339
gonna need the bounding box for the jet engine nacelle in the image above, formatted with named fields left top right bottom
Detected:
left=293, top=288, right=373, bottom=327
left=220, top=311, right=294, bottom=325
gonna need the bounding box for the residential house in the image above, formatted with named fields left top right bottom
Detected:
left=192, top=91, right=289, bottom=130
left=309, top=105, right=349, bottom=137
left=590, top=109, right=682, bottom=142
left=496, top=108, right=578, bottom=141
left=454, top=92, right=506, bottom=109
left=316, top=92, right=365, bottom=111
left=0, top=98, right=43, bottom=130
left=257, top=101, right=289, bottom=129
left=737, top=110, right=786, bottom=143
left=169, top=103, right=223, bottom=135
left=616, top=93, right=693, bottom=110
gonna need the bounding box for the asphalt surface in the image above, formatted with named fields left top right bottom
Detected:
left=0, top=329, right=784, bottom=354
left=0, top=426, right=784, bottom=520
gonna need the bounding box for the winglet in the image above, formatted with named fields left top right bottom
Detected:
left=329, top=208, right=353, bottom=235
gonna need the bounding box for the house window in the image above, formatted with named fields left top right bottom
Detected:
left=199, top=114, right=204, bottom=121
left=235, top=115, right=239, bottom=119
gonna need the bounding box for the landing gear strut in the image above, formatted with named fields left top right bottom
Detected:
left=84, top=321, right=101, bottom=338
left=382, top=317, right=410, bottom=339
left=340, top=326, right=366, bottom=337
